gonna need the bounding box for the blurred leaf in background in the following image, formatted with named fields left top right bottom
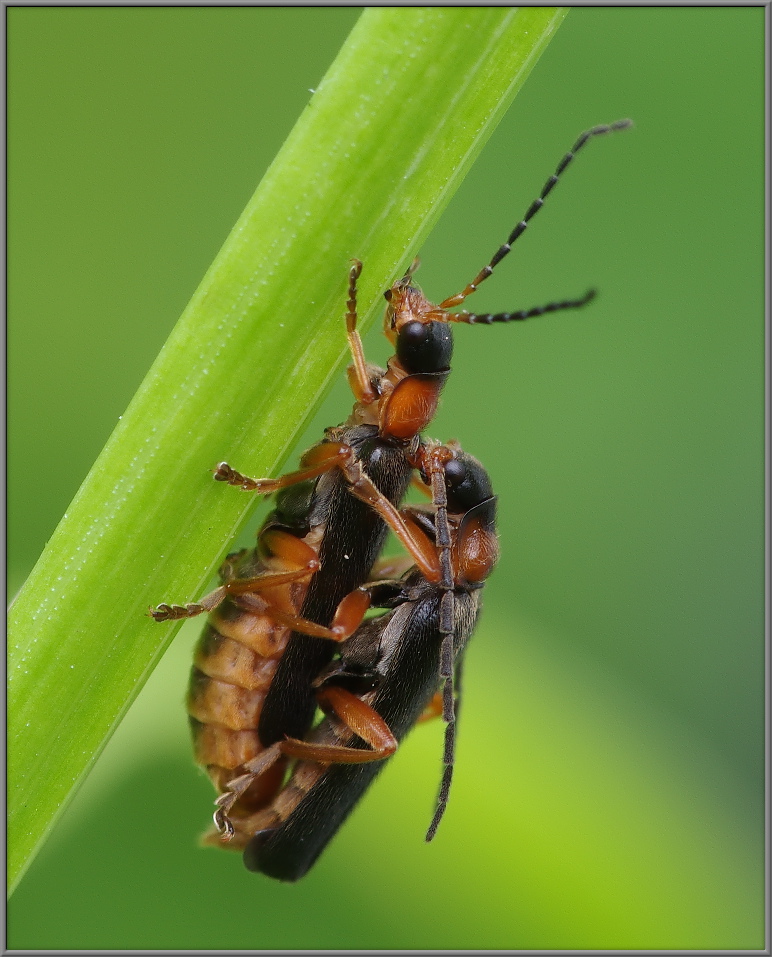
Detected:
left=7, top=6, right=765, bottom=951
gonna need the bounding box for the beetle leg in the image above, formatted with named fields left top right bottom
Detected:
left=214, top=682, right=399, bottom=837
left=213, top=441, right=354, bottom=493
left=153, top=553, right=374, bottom=641
left=221, top=530, right=323, bottom=600
left=214, top=743, right=286, bottom=837
left=262, top=586, right=372, bottom=642
left=148, top=572, right=307, bottom=620
left=281, top=686, right=397, bottom=764
left=149, top=592, right=220, bottom=622
left=149, top=529, right=323, bottom=622
left=343, top=260, right=379, bottom=405
left=343, top=463, right=441, bottom=582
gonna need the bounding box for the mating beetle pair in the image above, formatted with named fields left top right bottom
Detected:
left=151, top=120, right=632, bottom=881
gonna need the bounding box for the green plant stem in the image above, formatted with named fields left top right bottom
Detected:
left=7, top=6, right=567, bottom=893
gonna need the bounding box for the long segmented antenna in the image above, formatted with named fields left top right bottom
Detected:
left=426, top=654, right=464, bottom=842
left=452, top=288, right=596, bottom=326
left=423, top=445, right=457, bottom=842
left=439, top=119, right=633, bottom=311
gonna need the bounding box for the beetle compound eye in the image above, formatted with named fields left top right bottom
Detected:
left=396, top=320, right=453, bottom=374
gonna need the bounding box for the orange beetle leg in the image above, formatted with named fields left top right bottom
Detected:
left=281, top=686, right=397, bottom=765
left=213, top=441, right=353, bottom=494
left=345, top=469, right=441, bottom=583
left=344, top=260, right=378, bottom=405
left=263, top=584, right=371, bottom=642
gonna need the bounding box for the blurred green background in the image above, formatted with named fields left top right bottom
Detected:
left=7, top=7, right=764, bottom=951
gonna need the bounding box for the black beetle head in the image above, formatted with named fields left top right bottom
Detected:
left=395, top=319, right=453, bottom=375
left=443, top=451, right=494, bottom=515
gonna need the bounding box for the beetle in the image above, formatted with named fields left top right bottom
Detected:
left=167, top=479, right=372, bottom=825
left=159, top=440, right=460, bottom=844
left=151, top=119, right=630, bottom=843
left=205, top=443, right=498, bottom=881
left=207, top=118, right=632, bottom=756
